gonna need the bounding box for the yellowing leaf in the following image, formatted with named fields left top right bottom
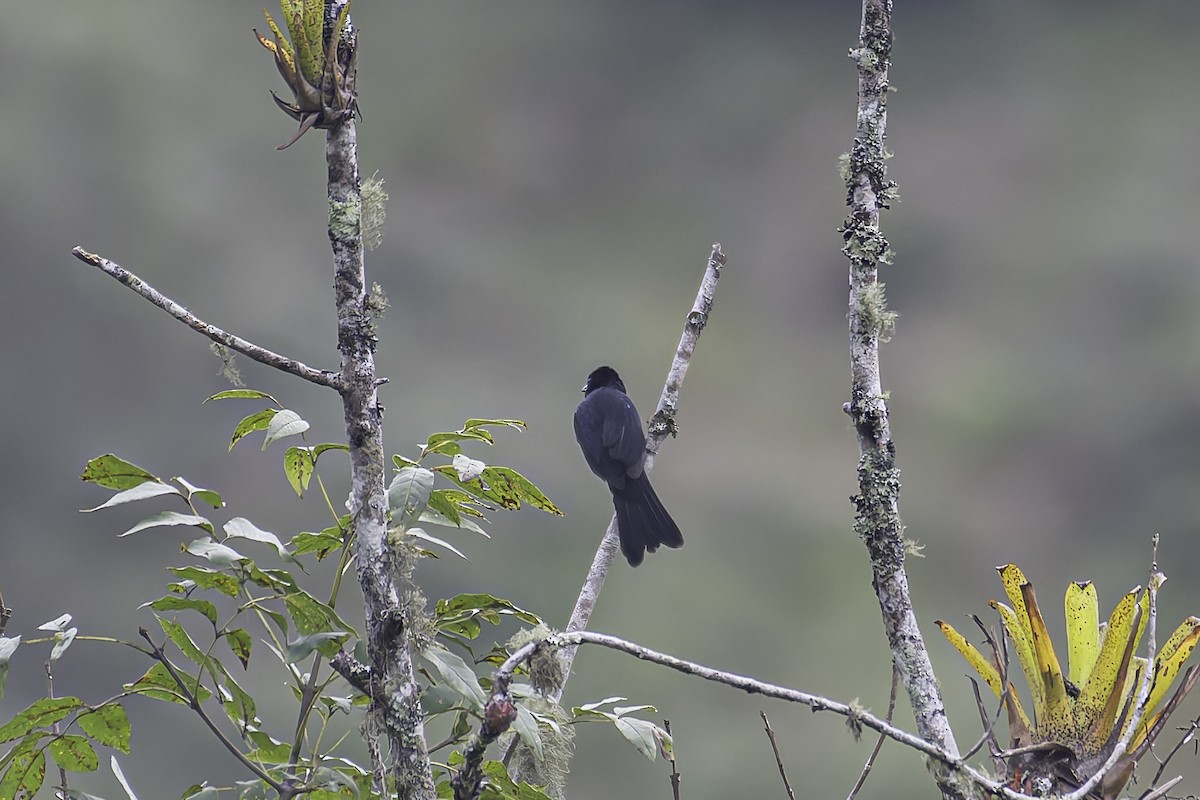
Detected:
left=938, top=620, right=1032, bottom=731
left=1075, top=588, right=1139, bottom=743
left=992, top=600, right=1045, bottom=728
left=1022, top=582, right=1072, bottom=744
left=1065, top=580, right=1100, bottom=687
left=1140, top=617, right=1200, bottom=731
left=938, top=620, right=1003, bottom=695
left=1082, top=593, right=1142, bottom=755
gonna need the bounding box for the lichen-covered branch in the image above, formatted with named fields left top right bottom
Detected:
left=839, top=0, right=962, bottom=788
left=320, top=4, right=433, bottom=798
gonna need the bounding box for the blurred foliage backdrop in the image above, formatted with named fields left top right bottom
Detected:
left=4, top=1, right=1200, bottom=798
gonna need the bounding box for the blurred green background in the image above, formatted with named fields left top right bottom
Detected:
left=4, top=1, right=1200, bottom=797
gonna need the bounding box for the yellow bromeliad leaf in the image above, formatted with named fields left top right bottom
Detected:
left=991, top=599, right=1045, bottom=728
left=937, top=620, right=1002, bottom=694
left=1080, top=589, right=1142, bottom=755
left=1021, top=582, right=1073, bottom=743
left=998, top=564, right=1033, bottom=633
left=1065, top=580, right=1100, bottom=687
left=261, top=9, right=295, bottom=71
left=937, top=620, right=1033, bottom=730
left=1129, top=662, right=1200, bottom=755
left=1130, top=616, right=1200, bottom=746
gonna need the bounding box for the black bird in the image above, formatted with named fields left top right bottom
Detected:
left=574, top=366, right=683, bottom=566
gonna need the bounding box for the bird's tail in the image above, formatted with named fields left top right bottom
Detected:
left=612, top=474, right=683, bottom=567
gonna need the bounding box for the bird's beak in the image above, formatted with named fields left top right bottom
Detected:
left=580, top=385, right=587, bottom=393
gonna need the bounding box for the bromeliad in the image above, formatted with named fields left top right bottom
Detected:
left=937, top=564, right=1200, bottom=799
left=255, top=1, right=358, bottom=149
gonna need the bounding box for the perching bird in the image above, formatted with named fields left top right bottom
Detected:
left=574, top=366, right=683, bottom=566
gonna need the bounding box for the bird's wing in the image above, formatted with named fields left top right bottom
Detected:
left=600, top=392, right=647, bottom=471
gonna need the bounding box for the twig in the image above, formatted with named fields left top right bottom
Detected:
left=1137, top=774, right=1182, bottom=800
left=760, top=711, right=795, bottom=800
left=0, top=590, right=10, bottom=636
left=1146, top=712, right=1200, bottom=789
left=845, top=665, right=898, bottom=800
left=138, top=627, right=286, bottom=797
left=70, top=247, right=341, bottom=389
left=664, top=719, right=682, bottom=800
left=551, top=242, right=725, bottom=702
left=45, top=661, right=69, bottom=792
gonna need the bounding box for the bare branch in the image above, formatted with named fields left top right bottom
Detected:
left=760, top=711, right=796, bottom=800
left=71, top=247, right=341, bottom=389
left=490, top=630, right=1049, bottom=800
left=845, top=665, right=898, bottom=800
left=664, top=719, right=682, bottom=800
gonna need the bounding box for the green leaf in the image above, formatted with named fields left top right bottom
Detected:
left=168, top=567, right=239, bottom=597
left=284, top=446, right=315, bottom=496
left=407, top=527, right=468, bottom=560
left=0, top=747, right=45, bottom=798
left=388, top=467, right=435, bottom=527
left=262, top=408, right=309, bottom=450
left=229, top=409, right=275, bottom=451
left=121, top=511, right=213, bottom=537
left=435, top=594, right=542, bottom=637
left=285, top=631, right=350, bottom=663
left=126, top=662, right=211, bottom=704
left=147, top=596, right=219, bottom=625
left=77, top=704, right=131, bottom=754
left=221, top=673, right=257, bottom=728
left=205, top=389, right=278, bottom=403
left=225, top=628, right=253, bottom=669
left=463, top=418, right=526, bottom=433
left=245, top=731, right=291, bottom=764
left=422, top=648, right=486, bottom=713
left=481, top=466, right=562, bottom=515
left=81, top=455, right=160, bottom=491
left=425, top=489, right=463, bottom=525
left=513, top=704, right=543, bottom=763
left=223, top=517, right=290, bottom=560
left=157, top=618, right=218, bottom=680
left=49, top=734, right=99, bottom=772
left=283, top=590, right=356, bottom=639
left=0, top=697, right=82, bottom=742
left=431, top=464, right=561, bottom=515
left=175, top=478, right=224, bottom=509
left=184, top=537, right=246, bottom=566
left=613, top=716, right=660, bottom=760
left=81, top=481, right=179, bottom=512
left=183, top=786, right=220, bottom=800
left=289, top=529, right=345, bottom=559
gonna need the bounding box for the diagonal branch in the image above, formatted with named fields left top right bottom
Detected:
left=550, top=242, right=725, bottom=703
left=71, top=247, right=341, bottom=389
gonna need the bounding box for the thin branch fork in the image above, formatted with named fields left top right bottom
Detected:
left=71, top=247, right=341, bottom=389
